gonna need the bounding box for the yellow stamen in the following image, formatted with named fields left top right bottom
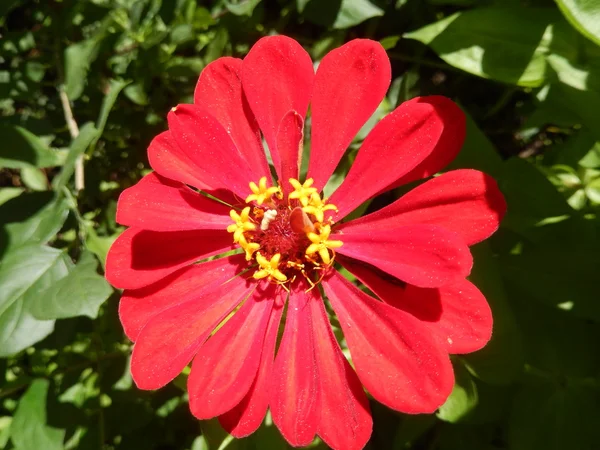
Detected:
left=302, top=192, right=338, bottom=223
left=288, top=178, right=318, bottom=206
left=306, top=224, right=343, bottom=265
left=227, top=207, right=256, bottom=243
left=253, top=252, right=287, bottom=282
left=246, top=176, right=280, bottom=205
left=239, top=235, right=260, bottom=261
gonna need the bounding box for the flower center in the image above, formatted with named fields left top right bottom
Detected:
left=227, top=176, right=342, bottom=287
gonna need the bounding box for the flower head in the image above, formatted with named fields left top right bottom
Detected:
left=106, top=36, right=506, bottom=450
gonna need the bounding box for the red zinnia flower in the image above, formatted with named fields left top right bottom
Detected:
left=106, top=36, right=506, bottom=449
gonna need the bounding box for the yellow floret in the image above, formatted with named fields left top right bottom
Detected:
left=302, top=192, right=338, bottom=223
left=246, top=176, right=280, bottom=205
left=226, top=207, right=256, bottom=243
left=253, top=252, right=287, bottom=282
left=305, top=224, right=343, bottom=265
left=288, top=178, right=318, bottom=206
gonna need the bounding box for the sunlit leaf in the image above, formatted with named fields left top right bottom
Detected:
left=0, top=125, right=62, bottom=169
left=30, top=252, right=112, bottom=320
left=556, top=0, right=600, bottom=47
left=404, top=8, right=557, bottom=86
left=10, top=380, right=65, bottom=450
left=0, top=245, right=72, bottom=356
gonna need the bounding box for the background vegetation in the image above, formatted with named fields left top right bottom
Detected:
left=1, top=0, right=599, bottom=448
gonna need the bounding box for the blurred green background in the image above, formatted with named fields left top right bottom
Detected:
left=1, top=0, right=599, bottom=449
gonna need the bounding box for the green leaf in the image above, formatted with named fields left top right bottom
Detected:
left=501, top=246, right=600, bottom=322
left=0, top=245, right=71, bottom=356
left=30, top=252, right=112, bottom=320
left=297, top=0, right=310, bottom=13
left=10, top=379, right=65, bottom=450
left=0, top=125, right=62, bottom=169
left=437, top=360, right=479, bottom=423
left=404, top=7, right=556, bottom=87
left=0, top=417, right=11, bottom=448
left=64, top=40, right=101, bottom=101
left=585, top=176, right=600, bottom=203
left=0, top=0, right=22, bottom=18
left=463, top=243, right=524, bottom=385
left=95, top=79, right=130, bottom=140
left=333, top=0, right=384, bottom=29
left=52, top=122, right=99, bottom=191
left=0, top=187, right=24, bottom=206
left=20, top=167, right=47, bottom=191
left=545, top=17, right=600, bottom=95
left=496, top=158, right=573, bottom=241
left=556, top=0, right=600, bottom=47
left=124, top=83, right=149, bottom=106
left=512, top=296, right=600, bottom=377
left=0, top=192, right=69, bottom=254
left=509, top=381, right=600, bottom=450
left=85, top=226, right=118, bottom=269
left=446, top=110, right=503, bottom=176
left=225, top=0, right=262, bottom=16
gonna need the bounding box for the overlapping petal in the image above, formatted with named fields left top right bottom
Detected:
left=130, top=276, right=254, bottom=390
left=390, top=96, right=466, bottom=188
left=338, top=257, right=492, bottom=354
left=242, top=35, right=314, bottom=173
left=276, top=110, right=304, bottom=194
left=189, top=284, right=274, bottom=419
left=219, top=290, right=285, bottom=437
left=270, top=285, right=318, bottom=447
left=329, top=96, right=465, bottom=218
left=322, top=271, right=454, bottom=413
left=338, top=169, right=506, bottom=246
left=119, top=255, right=246, bottom=341
left=307, top=39, right=391, bottom=189
left=147, top=131, right=213, bottom=192
left=333, top=223, right=472, bottom=288
left=167, top=104, right=258, bottom=199
left=194, top=57, right=270, bottom=181
left=309, top=289, right=372, bottom=450
left=105, top=228, right=233, bottom=290
left=116, top=172, right=232, bottom=232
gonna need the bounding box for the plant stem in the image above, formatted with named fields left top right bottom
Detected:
left=58, top=87, right=84, bottom=191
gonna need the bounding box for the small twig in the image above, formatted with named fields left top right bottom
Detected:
left=58, top=87, right=84, bottom=191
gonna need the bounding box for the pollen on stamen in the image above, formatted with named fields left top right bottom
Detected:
left=227, top=177, right=343, bottom=286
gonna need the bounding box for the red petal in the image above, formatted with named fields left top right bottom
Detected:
left=270, top=284, right=318, bottom=447
left=105, top=228, right=233, bottom=290
left=401, top=280, right=493, bottom=354
left=309, top=291, right=372, bottom=450
left=322, top=271, right=454, bottom=413
left=308, top=39, right=391, bottom=189
left=242, top=35, right=314, bottom=173
left=334, top=224, right=472, bottom=288
left=168, top=104, right=258, bottom=200
left=116, top=172, right=232, bottom=232
left=390, top=96, right=466, bottom=188
left=130, top=276, right=253, bottom=390
left=338, top=258, right=492, bottom=354
left=219, top=291, right=285, bottom=437
left=329, top=96, right=464, bottom=218
left=189, top=284, right=275, bottom=419
left=119, top=255, right=246, bottom=341
left=276, top=110, right=304, bottom=194
left=339, top=169, right=506, bottom=246
left=194, top=57, right=270, bottom=181
left=147, top=131, right=212, bottom=191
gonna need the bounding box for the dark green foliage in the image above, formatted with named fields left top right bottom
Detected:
left=1, top=0, right=599, bottom=448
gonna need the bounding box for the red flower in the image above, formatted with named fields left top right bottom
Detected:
left=106, top=36, right=506, bottom=450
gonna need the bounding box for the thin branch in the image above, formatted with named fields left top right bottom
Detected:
left=58, top=87, right=84, bottom=191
